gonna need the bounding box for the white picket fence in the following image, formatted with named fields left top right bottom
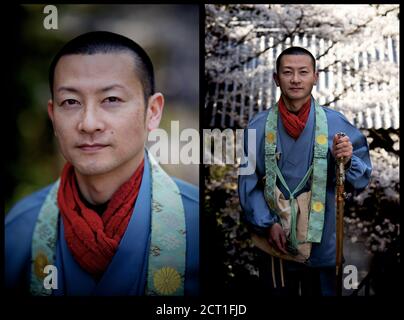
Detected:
left=206, top=34, right=399, bottom=130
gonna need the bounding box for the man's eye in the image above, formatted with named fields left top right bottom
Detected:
left=103, top=97, right=122, bottom=104
left=61, top=99, right=80, bottom=106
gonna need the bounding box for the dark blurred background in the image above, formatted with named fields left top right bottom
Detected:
left=6, top=4, right=199, bottom=212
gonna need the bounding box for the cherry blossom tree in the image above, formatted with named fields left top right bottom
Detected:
left=205, top=4, right=399, bottom=127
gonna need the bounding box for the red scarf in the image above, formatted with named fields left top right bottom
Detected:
left=57, top=160, right=144, bottom=277
left=278, top=96, right=311, bottom=139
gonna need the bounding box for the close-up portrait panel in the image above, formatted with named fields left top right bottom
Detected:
left=6, top=4, right=199, bottom=297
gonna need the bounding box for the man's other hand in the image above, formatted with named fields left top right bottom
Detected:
left=267, top=223, right=288, bottom=254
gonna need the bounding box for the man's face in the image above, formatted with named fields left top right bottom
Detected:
left=274, top=54, right=318, bottom=104
left=48, top=52, right=154, bottom=176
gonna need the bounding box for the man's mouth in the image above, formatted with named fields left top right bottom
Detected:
left=77, top=143, right=109, bottom=152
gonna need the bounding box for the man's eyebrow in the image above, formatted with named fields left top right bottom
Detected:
left=98, top=84, right=127, bottom=93
left=56, top=84, right=127, bottom=94
left=57, top=86, right=80, bottom=93
left=282, top=66, right=310, bottom=69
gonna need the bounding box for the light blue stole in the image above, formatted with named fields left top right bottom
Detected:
left=264, top=98, right=329, bottom=249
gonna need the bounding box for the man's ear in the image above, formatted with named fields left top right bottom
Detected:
left=146, top=93, right=164, bottom=131
left=314, top=71, right=319, bottom=85
left=273, top=73, right=280, bottom=87
left=47, top=99, right=57, bottom=136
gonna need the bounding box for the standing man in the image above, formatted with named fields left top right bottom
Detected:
left=5, top=31, right=199, bottom=296
left=239, top=46, right=371, bottom=295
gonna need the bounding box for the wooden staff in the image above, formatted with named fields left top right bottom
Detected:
left=336, top=132, right=346, bottom=296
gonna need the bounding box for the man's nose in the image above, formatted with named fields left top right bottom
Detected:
left=291, top=73, right=300, bottom=83
left=78, top=105, right=105, bottom=133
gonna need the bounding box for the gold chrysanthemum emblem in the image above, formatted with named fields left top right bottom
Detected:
left=34, top=251, right=48, bottom=279
left=312, top=201, right=324, bottom=212
left=153, top=267, right=181, bottom=295
left=266, top=132, right=275, bottom=143
left=316, top=134, right=327, bottom=145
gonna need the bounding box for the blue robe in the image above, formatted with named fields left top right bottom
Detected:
left=5, top=153, right=199, bottom=295
left=239, top=99, right=372, bottom=267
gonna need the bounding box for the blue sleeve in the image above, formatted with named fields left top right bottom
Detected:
left=238, top=111, right=279, bottom=233
left=5, top=186, right=52, bottom=293
left=174, top=178, right=199, bottom=296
